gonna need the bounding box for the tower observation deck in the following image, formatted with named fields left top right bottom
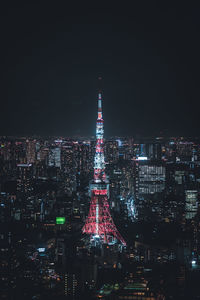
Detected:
left=82, top=86, right=126, bottom=246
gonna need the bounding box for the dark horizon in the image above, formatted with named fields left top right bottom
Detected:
left=1, top=3, right=200, bottom=136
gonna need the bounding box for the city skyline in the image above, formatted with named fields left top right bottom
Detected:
left=1, top=3, right=200, bottom=300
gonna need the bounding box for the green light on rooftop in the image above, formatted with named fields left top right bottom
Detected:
left=56, top=217, right=66, bottom=224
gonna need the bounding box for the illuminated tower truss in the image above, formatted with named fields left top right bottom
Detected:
left=82, top=89, right=126, bottom=246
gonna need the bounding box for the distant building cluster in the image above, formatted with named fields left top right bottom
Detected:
left=1, top=135, right=200, bottom=299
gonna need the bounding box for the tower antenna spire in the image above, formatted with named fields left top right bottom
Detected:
left=82, top=81, right=126, bottom=247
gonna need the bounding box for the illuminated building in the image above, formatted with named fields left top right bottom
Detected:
left=61, top=144, right=77, bottom=195
left=48, top=147, right=61, bottom=168
left=117, top=138, right=132, bottom=160
left=64, top=270, right=81, bottom=298
left=26, top=140, right=36, bottom=164
left=105, top=140, right=119, bottom=164
left=134, top=160, right=165, bottom=220
left=115, top=281, right=156, bottom=300
left=37, top=146, right=49, bottom=162
left=176, top=141, right=194, bottom=162
left=82, top=87, right=126, bottom=246
left=136, top=161, right=166, bottom=195
left=146, top=143, right=162, bottom=160
left=185, top=190, right=198, bottom=219
left=17, top=163, right=33, bottom=195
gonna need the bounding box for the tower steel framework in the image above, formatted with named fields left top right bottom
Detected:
left=82, top=88, right=126, bottom=246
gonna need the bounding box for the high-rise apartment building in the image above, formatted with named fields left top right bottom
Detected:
left=185, top=190, right=198, bottom=219
left=17, top=163, right=33, bottom=195
left=48, top=147, right=61, bottom=168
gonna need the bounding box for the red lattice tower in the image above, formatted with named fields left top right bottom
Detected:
left=82, top=85, right=126, bottom=246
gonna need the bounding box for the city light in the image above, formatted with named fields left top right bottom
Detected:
left=137, top=156, right=148, bottom=161
left=37, top=248, right=46, bottom=252
left=56, top=217, right=66, bottom=224
left=82, top=90, right=126, bottom=246
left=1, top=2, right=199, bottom=299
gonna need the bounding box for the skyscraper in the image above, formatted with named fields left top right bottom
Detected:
left=48, top=147, right=61, bottom=168
left=17, top=163, right=33, bottom=195
left=26, top=140, right=36, bottom=164
left=185, top=190, right=198, bottom=219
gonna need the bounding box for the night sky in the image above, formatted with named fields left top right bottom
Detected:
left=1, top=3, right=200, bottom=137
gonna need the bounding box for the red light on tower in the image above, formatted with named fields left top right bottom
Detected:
left=82, top=88, right=126, bottom=246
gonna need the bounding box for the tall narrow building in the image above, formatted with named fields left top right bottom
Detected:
left=82, top=87, right=126, bottom=246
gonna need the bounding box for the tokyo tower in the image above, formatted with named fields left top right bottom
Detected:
left=82, top=84, right=126, bottom=246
